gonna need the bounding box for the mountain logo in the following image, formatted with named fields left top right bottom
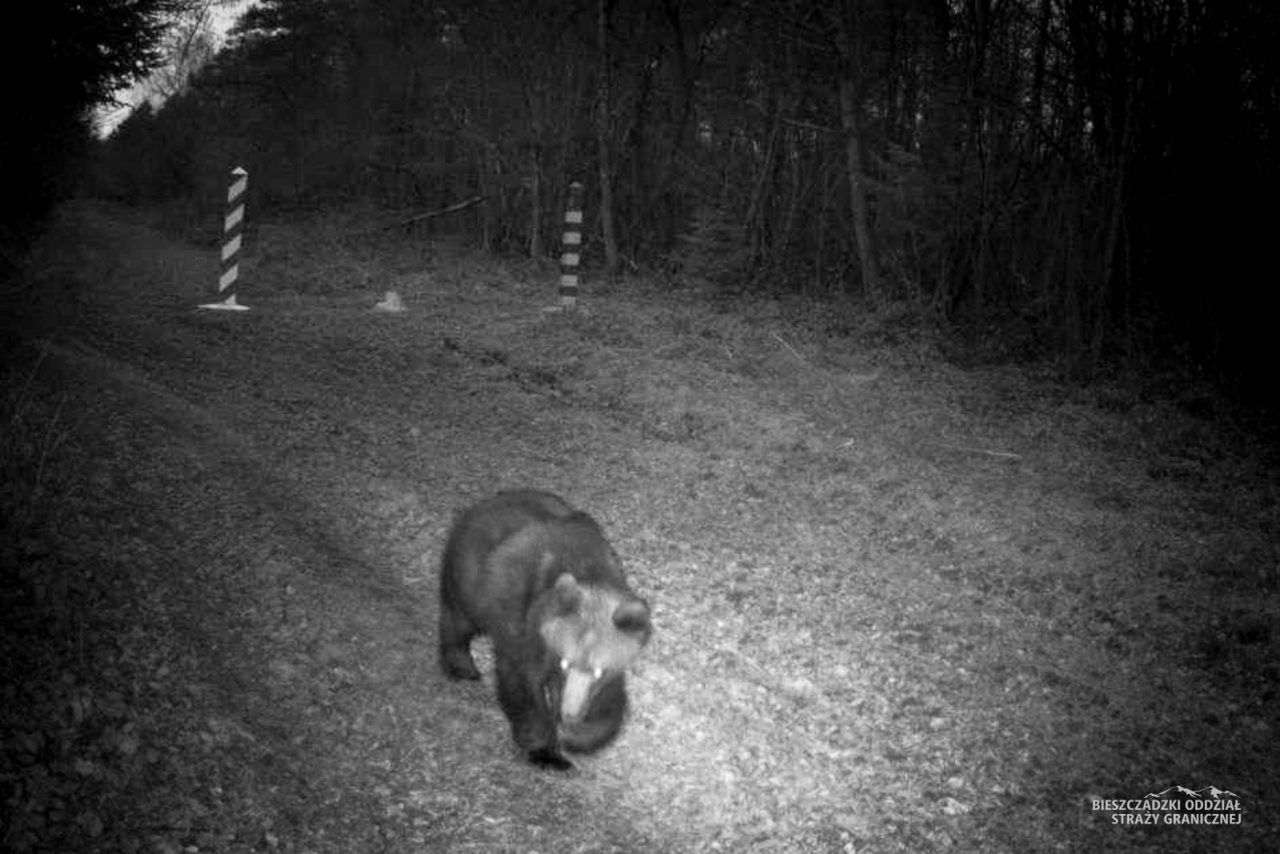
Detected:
left=1145, top=785, right=1239, bottom=800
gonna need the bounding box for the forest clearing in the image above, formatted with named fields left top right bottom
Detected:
left=2, top=202, right=1276, bottom=852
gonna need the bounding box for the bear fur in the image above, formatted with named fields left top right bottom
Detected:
left=438, top=490, right=651, bottom=769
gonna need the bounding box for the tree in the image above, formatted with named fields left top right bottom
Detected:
left=596, top=0, right=621, bottom=275
left=94, top=0, right=1280, bottom=397
left=2, top=0, right=194, bottom=259
left=824, top=0, right=884, bottom=299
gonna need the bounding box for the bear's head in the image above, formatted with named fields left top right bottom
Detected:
left=540, top=573, right=650, bottom=723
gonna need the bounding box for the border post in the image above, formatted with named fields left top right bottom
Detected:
left=558, top=181, right=584, bottom=308
left=199, top=166, right=250, bottom=311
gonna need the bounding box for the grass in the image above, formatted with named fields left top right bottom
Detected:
left=1, top=200, right=1276, bottom=853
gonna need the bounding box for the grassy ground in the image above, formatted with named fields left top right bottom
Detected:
left=2, top=200, right=1277, bottom=853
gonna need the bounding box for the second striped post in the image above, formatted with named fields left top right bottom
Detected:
left=558, top=181, right=584, bottom=308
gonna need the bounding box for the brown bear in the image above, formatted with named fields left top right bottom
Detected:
left=438, top=490, right=651, bottom=769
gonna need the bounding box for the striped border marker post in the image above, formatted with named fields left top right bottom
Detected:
left=558, top=181, right=584, bottom=309
left=199, top=166, right=250, bottom=311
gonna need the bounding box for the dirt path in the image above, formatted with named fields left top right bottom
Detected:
left=4, top=205, right=658, bottom=851
left=3, top=202, right=1278, bottom=852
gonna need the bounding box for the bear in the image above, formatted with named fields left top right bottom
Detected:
left=438, top=490, right=651, bottom=769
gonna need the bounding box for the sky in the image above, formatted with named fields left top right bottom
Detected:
left=98, top=0, right=256, bottom=136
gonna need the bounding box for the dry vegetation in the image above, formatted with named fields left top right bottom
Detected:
left=2, top=202, right=1277, bottom=853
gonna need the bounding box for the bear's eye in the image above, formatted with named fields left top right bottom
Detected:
left=559, top=658, right=570, bottom=672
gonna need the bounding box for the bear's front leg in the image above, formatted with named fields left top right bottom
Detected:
left=494, top=653, right=571, bottom=770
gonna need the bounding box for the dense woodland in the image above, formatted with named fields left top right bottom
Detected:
left=21, top=1, right=1280, bottom=405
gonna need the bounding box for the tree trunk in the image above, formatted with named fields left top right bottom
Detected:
left=837, top=74, right=882, bottom=299
left=596, top=0, right=620, bottom=276
left=528, top=146, right=543, bottom=258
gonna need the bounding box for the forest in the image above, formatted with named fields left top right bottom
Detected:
left=92, top=0, right=1280, bottom=403
left=4, top=2, right=1280, bottom=850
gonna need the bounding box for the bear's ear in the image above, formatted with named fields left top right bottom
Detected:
left=612, top=598, right=650, bottom=634
left=552, top=573, right=583, bottom=611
